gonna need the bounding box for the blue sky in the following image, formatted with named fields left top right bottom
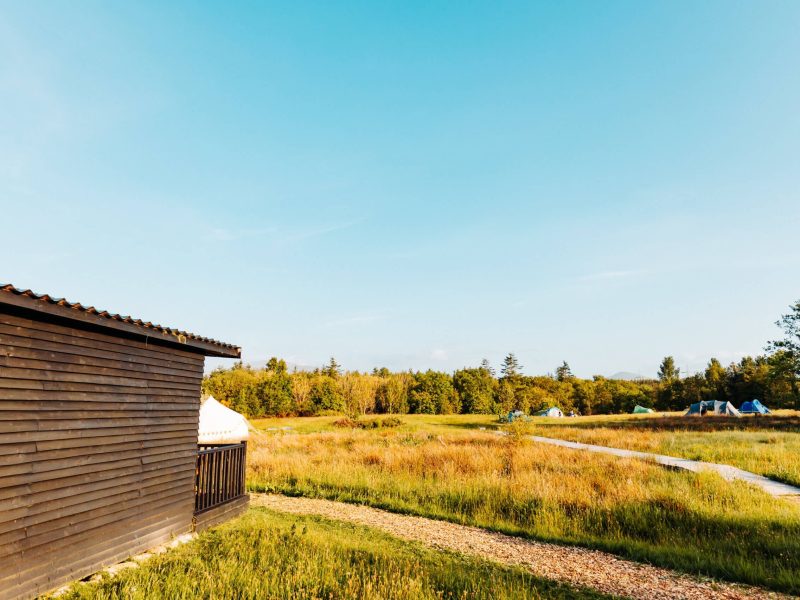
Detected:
left=2, top=1, right=799, bottom=377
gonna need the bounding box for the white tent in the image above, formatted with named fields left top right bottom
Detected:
left=198, top=396, right=250, bottom=444
left=536, top=407, right=564, bottom=418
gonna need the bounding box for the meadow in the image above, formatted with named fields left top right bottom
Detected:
left=251, top=411, right=800, bottom=487
left=533, top=410, right=800, bottom=487
left=55, top=509, right=604, bottom=600
left=248, top=414, right=800, bottom=594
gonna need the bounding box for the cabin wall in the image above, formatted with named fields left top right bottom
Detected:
left=0, top=309, right=205, bottom=600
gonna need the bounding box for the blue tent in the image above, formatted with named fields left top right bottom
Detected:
left=739, top=399, right=771, bottom=414
left=685, top=400, right=741, bottom=416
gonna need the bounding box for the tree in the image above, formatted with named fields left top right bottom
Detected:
left=256, top=367, right=294, bottom=416
left=704, top=358, right=724, bottom=385
left=501, top=353, right=521, bottom=379
left=479, top=358, right=495, bottom=377
left=572, top=380, right=596, bottom=414
left=494, top=378, right=516, bottom=413
left=291, top=374, right=313, bottom=415
left=339, top=373, right=379, bottom=417
left=310, top=376, right=345, bottom=413
left=323, top=357, right=342, bottom=378
left=767, top=351, right=799, bottom=408
left=657, top=356, right=680, bottom=383
left=453, top=368, right=497, bottom=414
left=767, top=300, right=800, bottom=406
left=375, top=373, right=411, bottom=414
left=674, top=373, right=707, bottom=406
left=266, top=357, right=288, bottom=373
left=409, top=371, right=459, bottom=414
left=769, top=300, right=800, bottom=356
left=555, top=361, right=573, bottom=382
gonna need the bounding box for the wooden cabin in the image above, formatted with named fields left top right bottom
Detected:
left=0, top=285, right=245, bottom=600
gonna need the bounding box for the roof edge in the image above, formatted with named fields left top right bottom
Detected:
left=0, top=284, right=241, bottom=359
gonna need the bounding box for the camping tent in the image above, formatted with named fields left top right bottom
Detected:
left=502, top=409, right=528, bottom=423
left=685, top=400, right=741, bottom=417
left=198, top=396, right=251, bottom=443
left=536, top=407, right=564, bottom=418
left=632, top=405, right=655, bottom=414
left=739, top=399, right=771, bottom=415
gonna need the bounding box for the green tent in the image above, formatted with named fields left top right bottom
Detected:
left=632, top=405, right=655, bottom=414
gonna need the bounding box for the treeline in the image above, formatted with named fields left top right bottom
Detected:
left=202, top=352, right=798, bottom=418
left=202, top=301, right=800, bottom=418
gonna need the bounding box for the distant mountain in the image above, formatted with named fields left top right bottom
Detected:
left=609, top=371, right=649, bottom=381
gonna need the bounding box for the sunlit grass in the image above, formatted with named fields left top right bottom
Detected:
left=253, top=412, right=800, bottom=488
left=532, top=410, right=800, bottom=487
left=248, top=420, right=800, bottom=594
left=54, top=509, right=606, bottom=600
left=250, top=413, right=499, bottom=434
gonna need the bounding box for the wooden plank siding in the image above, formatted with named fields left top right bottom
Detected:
left=0, top=308, right=209, bottom=600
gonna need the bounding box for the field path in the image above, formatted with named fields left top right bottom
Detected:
left=252, top=493, right=788, bottom=600
left=530, top=436, right=800, bottom=499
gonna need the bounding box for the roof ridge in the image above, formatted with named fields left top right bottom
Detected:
left=0, top=283, right=240, bottom=354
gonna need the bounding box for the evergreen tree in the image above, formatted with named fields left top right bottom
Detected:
left=555, top=361, right=573, bottom=382
left=501, top=353, right=521, bottom=379
left=323, top=357, right=342, bottom=378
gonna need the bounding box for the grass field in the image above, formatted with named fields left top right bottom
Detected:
left=248, top=414, right=800, bottom=594
left=533, top=410, right=800, bottom=488
left=55, top=509, right=605, bottom=600
left=252, top=412, right=800, bottom=487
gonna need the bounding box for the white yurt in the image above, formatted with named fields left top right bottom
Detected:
left=198, top=396, right=251, bottom=444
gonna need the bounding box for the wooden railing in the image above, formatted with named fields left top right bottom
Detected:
left=195, top=442, right=247, bottom=514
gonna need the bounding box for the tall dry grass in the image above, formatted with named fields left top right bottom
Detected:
left=248, top=427, right=800, bottom=594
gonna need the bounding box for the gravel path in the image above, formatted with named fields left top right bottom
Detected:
left=530, top=436, right=800, bottom=499
left=252, top=494, right=789, bottom=600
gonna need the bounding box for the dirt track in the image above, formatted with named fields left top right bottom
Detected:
left=253, top=493, right=789, bottom=600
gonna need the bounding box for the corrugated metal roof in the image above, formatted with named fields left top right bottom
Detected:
left=0, top=283, right=240, bottom=357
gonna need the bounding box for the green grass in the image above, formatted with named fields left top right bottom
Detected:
left=248, top=419, right=800, bottom=594
left=54, top=509, right=607, bottom=600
